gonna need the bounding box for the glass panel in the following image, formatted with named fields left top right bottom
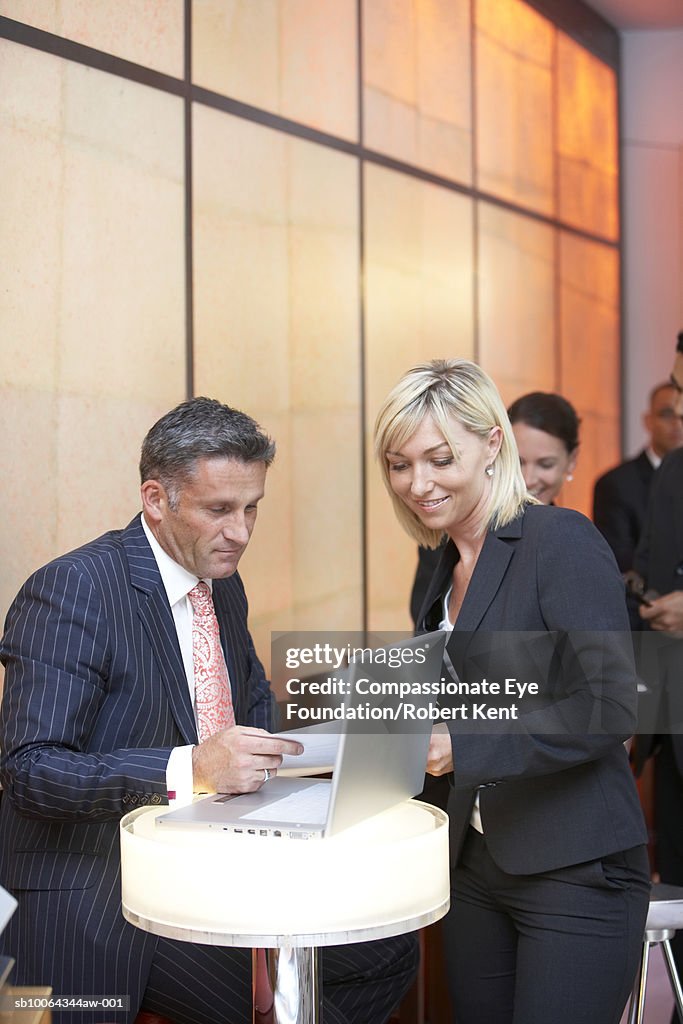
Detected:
left=364, top=163, right=474, bottom=631
left=478, top=202, right=556, bottom=406
left=0, top=41, right=185, bottom=614
left=193, top=106, right=362, bottom=676
left=559, top=233, right=620, bottom=517
left=192, top=0, right=358, bottom=141
left=557, top=33, right=619, bottom=241
left=0, top=0, right=624, bottom=667
left=363, top=0, right=472, bottom=182
left=475, top=0, right=554, bottom=215
left=0, top=0, right=184, bottom=76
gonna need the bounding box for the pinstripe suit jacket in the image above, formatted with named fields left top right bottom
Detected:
left=0, top=515, right=273, bottom=1005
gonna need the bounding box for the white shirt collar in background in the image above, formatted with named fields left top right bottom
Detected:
left=646, top=447, right=662, bottom=470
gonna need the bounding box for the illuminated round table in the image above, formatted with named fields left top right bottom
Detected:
left=120, top=800, right=449, bottom=1023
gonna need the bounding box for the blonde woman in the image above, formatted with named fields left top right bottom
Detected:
left=374, top=359, right=649, bottom=1024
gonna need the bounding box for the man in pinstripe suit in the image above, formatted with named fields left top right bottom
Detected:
left=0, top=397, right=418, bottom=1024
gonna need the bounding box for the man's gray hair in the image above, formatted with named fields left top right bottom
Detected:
left=140, top=397, right=275, bottom=506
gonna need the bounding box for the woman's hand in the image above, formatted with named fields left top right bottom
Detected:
left=426, top=725, right=454, bottom=776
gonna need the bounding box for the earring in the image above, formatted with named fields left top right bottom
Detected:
left=485, top=465, right=494, bottom=477
left=566, top=473, right=574, bottom=482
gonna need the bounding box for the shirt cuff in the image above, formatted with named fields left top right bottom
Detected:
left=166, top=744, right=195, bottom=807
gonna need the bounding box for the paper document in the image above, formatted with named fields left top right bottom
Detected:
left=275, top=723, right=341, bottom=772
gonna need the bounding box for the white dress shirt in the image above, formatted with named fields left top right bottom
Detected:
left=646, top=447, right=662, bottom=470
left=440, top=586, right=483, bottom=833
left=140, top=513, right=226, bottom=806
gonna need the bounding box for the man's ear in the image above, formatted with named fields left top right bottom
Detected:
left=643, top=409, right=653, bottom=437
left=141, top=480, right=167, bottom=524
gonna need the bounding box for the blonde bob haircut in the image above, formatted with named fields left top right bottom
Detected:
left=374, top=359, right=532, bottom=549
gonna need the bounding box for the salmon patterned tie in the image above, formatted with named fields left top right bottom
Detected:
left=187, top=582, right=235, bottom=739
left=189, top=583, right=272, bottom=1015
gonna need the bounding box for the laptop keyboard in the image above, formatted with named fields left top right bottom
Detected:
left=240, top=782, right=331, bottom=824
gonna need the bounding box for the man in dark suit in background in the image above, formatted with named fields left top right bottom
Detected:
left=633, top=333, right=683, bottom=1015
left=0, top=397, right=417, bottom=1024
left=593, top=380, right=683, bottom=572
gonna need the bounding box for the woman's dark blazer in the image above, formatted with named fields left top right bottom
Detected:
left=416, top=503, right=647, bottom=875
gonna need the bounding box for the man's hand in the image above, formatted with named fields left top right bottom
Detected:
left=426, top=725, right=453, bottom=776
left=192, top=726, right=304, bottom=794
left=639, top=591, right=683, bottom=632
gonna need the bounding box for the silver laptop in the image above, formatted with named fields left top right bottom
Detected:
left=156, top=631, right=446, bottom=839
